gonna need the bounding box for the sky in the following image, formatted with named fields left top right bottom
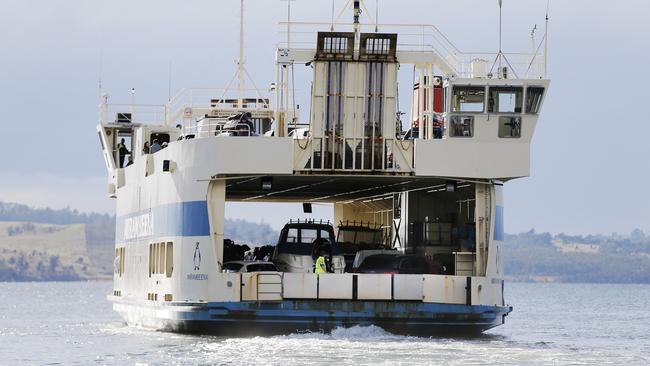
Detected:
left=0, top=0, right=648, bottom=235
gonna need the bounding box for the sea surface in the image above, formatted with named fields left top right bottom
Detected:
left=0, top=282, right=648, bottom=365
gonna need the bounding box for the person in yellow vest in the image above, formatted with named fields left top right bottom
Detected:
left=315, top=252, right=327, bottom=274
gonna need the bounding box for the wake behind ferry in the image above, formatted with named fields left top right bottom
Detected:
left=98, top=0, right=549, bottom=336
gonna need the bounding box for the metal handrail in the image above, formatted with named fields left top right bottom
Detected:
left=276, top=21, right=546, bottom=79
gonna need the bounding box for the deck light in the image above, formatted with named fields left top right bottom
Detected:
left=446, top=181, right=457, bottom=192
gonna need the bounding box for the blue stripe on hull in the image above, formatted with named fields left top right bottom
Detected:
left=116, top=201, right=210, bottom=242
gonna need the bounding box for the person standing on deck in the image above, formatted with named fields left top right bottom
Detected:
left=314, top=249, right=328, bottom=273
left=117, top=138, right=130, bottom=168
left=149, top=139, right=162, bottom=154
left=315, top=252, right=327, bottom=274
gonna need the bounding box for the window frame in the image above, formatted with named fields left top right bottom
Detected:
left=498, top=116, right=523, bottom=139
left=488, top=86, right=524, bottom=114
left=450, top=85, right=486, bottom=114
left=449, top=115, right=475, bottom=138
left=525, top=86, right=545, bottom=114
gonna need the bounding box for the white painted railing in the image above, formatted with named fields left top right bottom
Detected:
left=277, top=22, right=546, bottom=79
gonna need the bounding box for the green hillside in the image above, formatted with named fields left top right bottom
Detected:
left=503, top=230, right=650, bottom=283
left=0, top=222, right=102, bottom=281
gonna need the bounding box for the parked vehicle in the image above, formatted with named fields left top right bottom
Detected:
left=288, top=127, right=309, bottom=139
left=355, top=254, right=431, bottom=274
left=222, top=261, right=278, bottom=273
left=272, top=220, right=345, bottom=273
left=352, top=249, right=401, bottom=270
left=336, top=222, right=386, bottom=271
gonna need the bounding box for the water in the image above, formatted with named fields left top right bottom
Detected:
left=0, top=282, right=648, bottom=365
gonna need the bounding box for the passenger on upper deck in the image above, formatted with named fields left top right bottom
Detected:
left=404, top=120, right=419, bottom=140
left=142, top=141, right=150, bottom=154
left=117, top=138, right=131, bottom=168
left=433, top=114, right=444, bottom=139
left=150, top=139, right=162, bottom=154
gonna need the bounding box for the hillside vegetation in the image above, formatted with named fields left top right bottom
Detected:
left=0, top=202, right=279, bottom=281
left=504, top=230, right=650, bottom=283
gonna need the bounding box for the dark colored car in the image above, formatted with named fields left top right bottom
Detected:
left=355, top=254, right=431, bottom=274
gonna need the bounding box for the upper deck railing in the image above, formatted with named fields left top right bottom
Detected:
left=98, top=101, right=167, bottom=125
left=98, top=88, right=272, bottom=127
left=277, top=22, right=546, bottom=79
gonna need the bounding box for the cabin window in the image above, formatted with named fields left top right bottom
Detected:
left=451, top=86, right=485, bottom=113
left=149, top=244, right=153, bottom=277
left=498, top=116, right=522, bottom=138
left=323, top=36, right=349, bottom=54
left=488, top=87, right=523, bottom=113
left=149, top=242, right=170, bottom=276
left=158, top=242, right=165, bottom=274
left=165, top=242, right=173, bottom=278
left=286, top=228, right=299, bottom=243
left=115, top=247, right=126, bottom=276
left=153, top=243, right=158, bottom=274
left=449, top=116, right=474, bottom=137
left=300, top=229, right=319, bottom=244
left=365, top=37, right=390, bottom=55
left=526, top=87, right=545, bottom=114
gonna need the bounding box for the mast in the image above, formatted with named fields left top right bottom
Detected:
left=498, top=0, right=502, bottom=73
left=238, top=0, right=245, bottom=108
left=544, top=0, right=549, bottom=78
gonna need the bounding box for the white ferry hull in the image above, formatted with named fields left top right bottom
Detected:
left=111, top=296, right=511, bottom=336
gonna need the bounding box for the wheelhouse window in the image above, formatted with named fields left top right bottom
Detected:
left=449, top=116, right=474, bottom=137
left=488, top=87, right=523, bottom=113
left=526, top=87, right=545, bottom=114
left=323, top=36, right=349, bottom=54
left=364, top=37, right=390, bottom=55
left=451, top=86, right=485, bottom=113
left=498, top=116, right=522, bottom=138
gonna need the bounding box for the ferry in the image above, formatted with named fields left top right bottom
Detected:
left=98, top=0, right=549, bottom=336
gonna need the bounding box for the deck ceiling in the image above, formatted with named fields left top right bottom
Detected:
left=222, top=175, right=477, bottom=203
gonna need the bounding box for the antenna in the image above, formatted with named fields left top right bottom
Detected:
left=331, top=0, right=335, bottom=31
left=375, top=0, right=379, bottom=32
left=334, top=0, right=374, bottom=25
left=530, top=24, right=537, bottom=55
left=544, top=0, right=550, bottom=78
left=489, top=0, right=518, bottom=79
left=498, top=0, right=502, bottom=71
left=130, top=87, right=136, bottom=114
left=237, top=0, right=245, bottom=108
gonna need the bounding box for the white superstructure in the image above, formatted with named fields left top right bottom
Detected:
left=97, top=1, right=549, bottom=336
